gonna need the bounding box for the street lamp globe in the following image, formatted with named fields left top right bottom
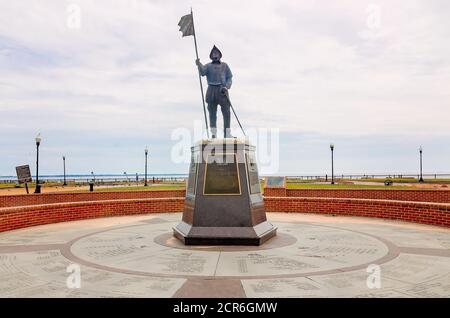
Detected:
left=330, top=143, right=334, bottom=151
left=35, top=134, right=42, bottom=146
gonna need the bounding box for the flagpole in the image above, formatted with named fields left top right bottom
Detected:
left=191, top=8, right=210, bottom=138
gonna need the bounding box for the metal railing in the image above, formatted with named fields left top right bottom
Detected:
left=1, top=173, right=450, bottom=185
left=284, top=173, right=450, bottom=182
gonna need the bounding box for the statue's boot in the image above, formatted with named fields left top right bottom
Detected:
left=211, top=128, right=217, bottom=139
left=224, top=129, right=235, bottom=139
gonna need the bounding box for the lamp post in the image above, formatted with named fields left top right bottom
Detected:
left=330, top=143, right=335, bottom=185
left=144, top=147, right=149, bottom=187
left=419, top=146, right=424, bottom=183
left=63, top=156, right=67, bottom=186
left=34, top=134, right=42, bottom=193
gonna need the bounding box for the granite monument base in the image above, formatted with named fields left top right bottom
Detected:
left=173, top=138, right=277, bottom=246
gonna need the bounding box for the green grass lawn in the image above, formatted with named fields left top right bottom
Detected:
left=357, top=178, right=450, bottom=184
left=73, top=182, right=411, bottom=192
left=2, top=179, right=448, bottom=193
left=70, top=183, right=186, bottom=192
left=0, top=183, right=15, bottom=189
left=0, top=182, right=186, bottom=192
left=97, top=184, right=185, bottom=192
left=0, top=182, right=63, bottom=189
left=285, top=183, right=411, bottom=190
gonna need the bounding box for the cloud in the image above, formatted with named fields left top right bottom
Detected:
left=0, top=0, right=449, bottom=175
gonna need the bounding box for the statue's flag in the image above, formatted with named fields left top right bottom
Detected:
left=178, top=13, right=194, bottom=37
left=178, top=9, right=210, bottom=137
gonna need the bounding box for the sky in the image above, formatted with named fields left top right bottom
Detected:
left=0, top=0, right=449, bottom=176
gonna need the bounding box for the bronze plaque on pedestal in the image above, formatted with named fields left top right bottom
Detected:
left=203, top=153, right=241, bottom=195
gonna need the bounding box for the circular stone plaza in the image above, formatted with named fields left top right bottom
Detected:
left=0, top=187, right=449, bottom=298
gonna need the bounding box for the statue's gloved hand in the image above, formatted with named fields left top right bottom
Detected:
left=195, top=58, right=201, bottom=66
left=220, top=87, right=228, bottom=94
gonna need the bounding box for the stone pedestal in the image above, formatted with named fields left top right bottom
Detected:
left=173, top=138, right=277, bottom=245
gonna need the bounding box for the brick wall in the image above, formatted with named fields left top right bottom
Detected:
left=0, top=190, right=186, bottom=208
left=264, top=188, right=450, bottom=203
left=264, top=197, right=450, bottom=227
left=263, top=188, right=287, bottom=197
left=1, top=188, right=450, bottom=233
left=0, top=198, right=184, bottom=233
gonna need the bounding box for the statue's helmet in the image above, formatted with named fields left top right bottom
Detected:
left=209, top=45, right=222, bottom=60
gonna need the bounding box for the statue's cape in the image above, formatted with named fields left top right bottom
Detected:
left=209, top=45, right=222, bottom=60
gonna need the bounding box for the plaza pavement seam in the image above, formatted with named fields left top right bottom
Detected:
left=213, top=251, right=222, bottom=277
left=397, top=247, right=450, bottom=257
left=0, top=244, right=65, bottom=254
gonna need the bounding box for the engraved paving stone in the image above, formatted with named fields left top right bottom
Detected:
left=0, top=213, right=449, bottom=297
